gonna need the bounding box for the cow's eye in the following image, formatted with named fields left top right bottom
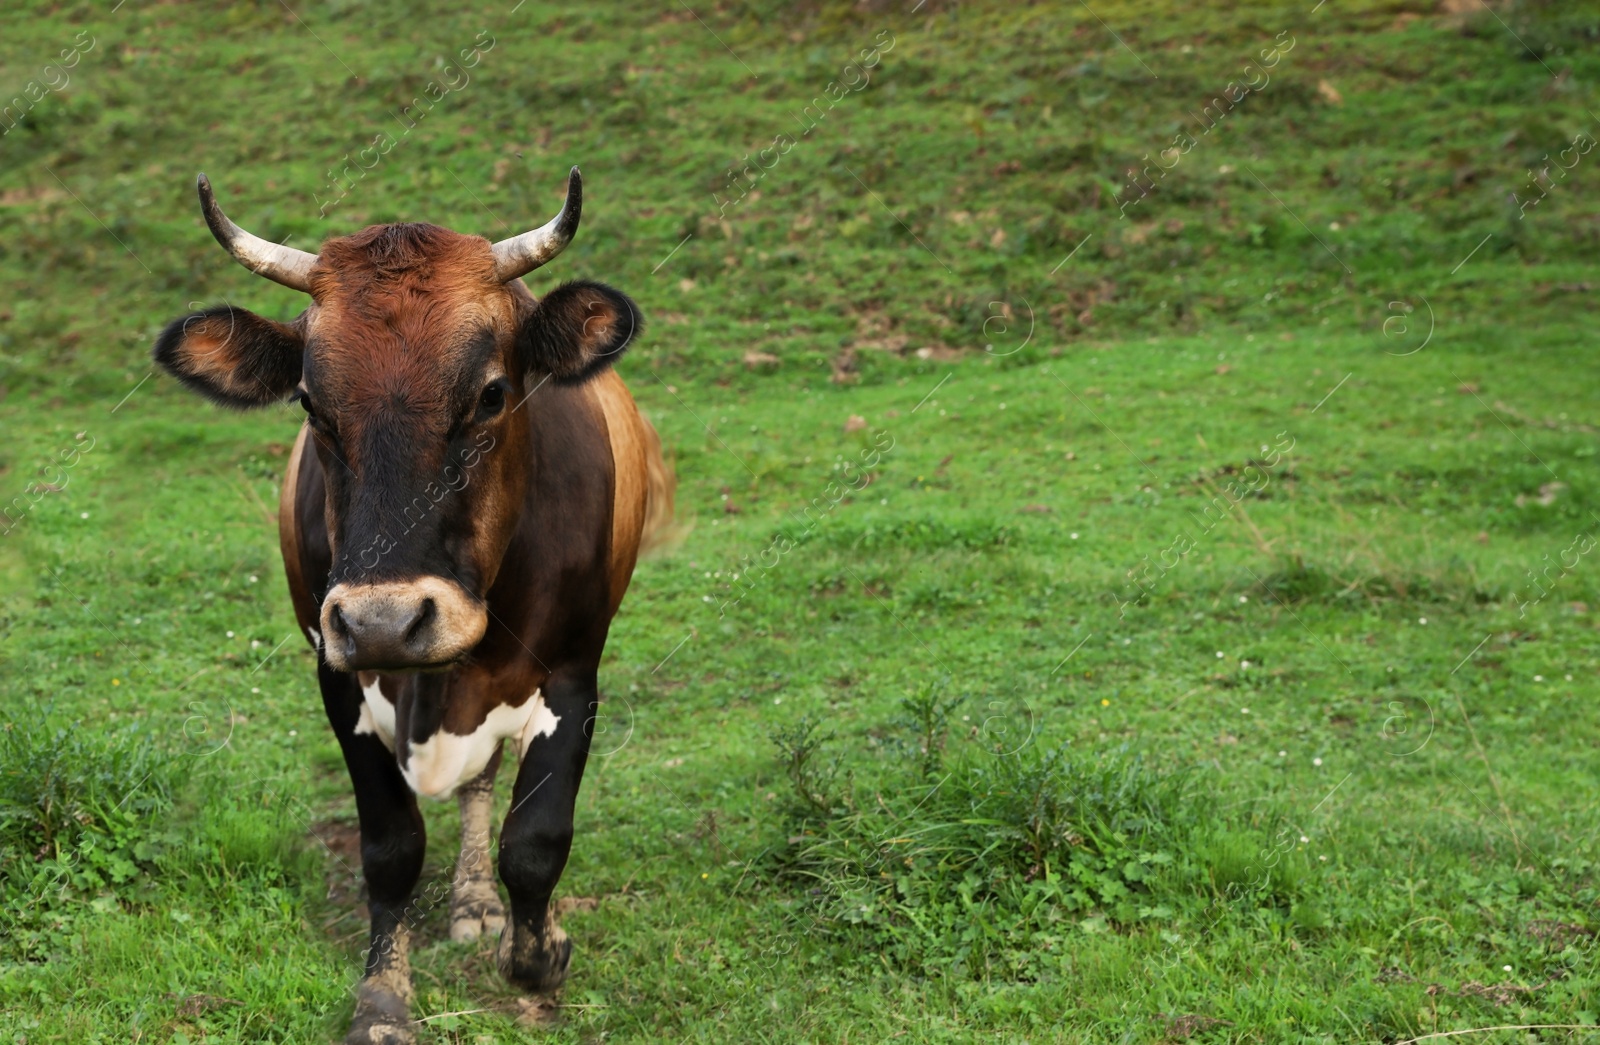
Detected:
left=478, top=380, right=507, bottom=419
left=292, top=390, right=317, bottom=422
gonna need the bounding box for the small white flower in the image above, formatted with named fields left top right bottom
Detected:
left=1313, top=757, right=1323, bottom=766
left=1503, top=965, right=1512, bottom=972
left=1241, top=708, right=1250, bottom=715
left=1278, top=750, right=1287, bottom=757
left=1070, top=532, right=1079, bottom=539
left=1241, top=660, right=1251, bottom=669
left=1566, top=674, right=1573, bottom=681
left=1318, top=855, right=1327, bottom=861
left=1299, top=835, right=1309, bottom=843
left=1418, top=617, right=1427, bottom=625
left=773, top=697, right=782, bottom=705
left=1216, top=651, right=1225, bottom=659
left=288, top=730, right=297, bottom=737
left=226, top=631, right=235, bottom=638
left=1534, top=675, right=1544, bottom=682
left=80, top=512, right=89, bottom=519
left=248, top=575, right=259, bottom=583
left=251, top=687, right=259, bottom=694
left=1239, top=595, right=1249, bottom=603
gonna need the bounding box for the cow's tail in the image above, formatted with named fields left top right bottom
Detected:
left=638, top=411, right=684, bottom=556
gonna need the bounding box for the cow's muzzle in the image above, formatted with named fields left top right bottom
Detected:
left=320, top=577, right=487, bottom=672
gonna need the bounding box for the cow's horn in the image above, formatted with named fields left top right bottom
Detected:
left=196, top=174, right=318, bottom=293
left=491, top=167, right=582, bottom=282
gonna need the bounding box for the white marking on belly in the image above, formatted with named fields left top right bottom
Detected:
left=356, top=674, right=396, bottom=751
left=307, top=627, right=322, bottom=649
left=402, top=689, right=559, bottom=800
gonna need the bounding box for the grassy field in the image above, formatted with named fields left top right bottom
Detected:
left=3, top=0, right=1600, bottom=1041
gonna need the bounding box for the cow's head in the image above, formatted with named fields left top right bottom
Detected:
left=153, top=169, right=639, bottom=673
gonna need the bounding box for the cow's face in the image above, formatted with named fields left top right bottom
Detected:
left=152, top=171, right=639, bottom=672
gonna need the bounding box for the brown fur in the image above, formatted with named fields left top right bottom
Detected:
left=278, top=427, right=314, bottom=641
left=638, top=409, right=677, bottom=556
left=587, top=369, right=649, bottom=614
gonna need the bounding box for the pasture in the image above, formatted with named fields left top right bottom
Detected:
left=2, top=0, right=1599, bottom=1041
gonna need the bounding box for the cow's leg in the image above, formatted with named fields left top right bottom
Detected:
left=319, top=663, right=426, bottom=1045
left=496, top=673, right=595, bottom=992
left=450, top=742, right=506, bottom=942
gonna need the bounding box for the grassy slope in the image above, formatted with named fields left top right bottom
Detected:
left=2, top=0, right=1599, bottom=1041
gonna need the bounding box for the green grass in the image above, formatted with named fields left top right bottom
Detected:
left=3, top=0, right=1600, bottom=1040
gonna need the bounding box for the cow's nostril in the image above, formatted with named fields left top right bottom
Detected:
left=328, top=603, right=349, bottom=638
left=404, top=597, right=436, bottom=647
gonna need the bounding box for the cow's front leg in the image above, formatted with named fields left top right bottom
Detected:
left=496, top=673, right=595, bottom=992
left=320, top=664, right=426, bottom=1045
left=450, top=742, right=506, bottom=942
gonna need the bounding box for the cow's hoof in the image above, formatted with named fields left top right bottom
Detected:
left=513, top=995, right=564, bottom=1027
left=345, top=992, right=415, bottom=1045
left=449, top=894, right=506, bottom=943
left=344, top=1017, right=415, bottom=1045
left=496, top=921, right=572, bottom=993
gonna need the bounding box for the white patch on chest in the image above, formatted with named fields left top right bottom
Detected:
left=307, top=627, right=322, bottom=650
left=354, top=674, right=397, bottom=752
left=402, top=690, right=560, bottom=800
left=519, top=693, right=561, bottom=756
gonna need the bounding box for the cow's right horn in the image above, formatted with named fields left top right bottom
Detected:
left=197, top=174, right=319, bottom=293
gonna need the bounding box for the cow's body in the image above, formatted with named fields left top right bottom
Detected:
left=280, top=367, right=660, bottom=799
left=152, top=169, right=670, bottom=1044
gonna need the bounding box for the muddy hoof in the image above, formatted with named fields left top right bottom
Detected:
left=496, top=923, right=572, bottom=993
left=449, top=894, right=507, bottom=943
left=345, top=1011, right=415, bottom=1045
left=345, top=984, right=415, bottom=1045
left=514, top=995, right=563, bottom=1027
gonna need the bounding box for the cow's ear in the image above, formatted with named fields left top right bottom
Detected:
left=519, top=280, right=641, bottom=385
left=152, top=305, right=304, bottom=409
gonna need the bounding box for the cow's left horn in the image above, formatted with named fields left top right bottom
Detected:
left=490, top=166, right=582, bottom=282
left=197, top=174, right=318, bottom=293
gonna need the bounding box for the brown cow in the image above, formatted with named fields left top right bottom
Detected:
left=152, top=169, right=672, bottom=1043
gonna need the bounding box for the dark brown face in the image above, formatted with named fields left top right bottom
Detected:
left=153, top=220, right=641, bottom=673
left=299, top=224, right=524, bottom=672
